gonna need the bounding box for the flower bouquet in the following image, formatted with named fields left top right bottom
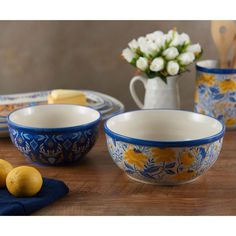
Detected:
left=122, top=28, right=202, bottom=83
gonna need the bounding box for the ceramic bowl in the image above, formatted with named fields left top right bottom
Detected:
left=104, top=110, right=225, bottom=185
left=8, top=104, right=101, bottom=165
left=195, top=60, right=236, bottom=130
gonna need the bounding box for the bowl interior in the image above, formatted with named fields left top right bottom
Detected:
left=106, top=110, right=223, bottom=141
left=196, top=60, right=218, bottom=69
left=196, top=59, right=236, bottom=73
left=8, top=104, right=100, bottom=129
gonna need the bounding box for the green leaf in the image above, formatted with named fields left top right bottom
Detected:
left=159, top=75, right=167, bottom=84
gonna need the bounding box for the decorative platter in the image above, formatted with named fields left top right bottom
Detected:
left=0, top=90, right=125, bottom=137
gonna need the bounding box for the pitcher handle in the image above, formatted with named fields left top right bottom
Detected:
left=129, top=76, right=147, bottom=109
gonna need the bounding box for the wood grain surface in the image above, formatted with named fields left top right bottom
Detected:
left=0, top=127, right=235, bottom=216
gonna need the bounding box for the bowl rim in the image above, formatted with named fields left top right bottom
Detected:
left=104, top=109, right=225, bottom=147
left=196, top=59, right=236, bottom=74
left=7, top=104, right=101, bottom=133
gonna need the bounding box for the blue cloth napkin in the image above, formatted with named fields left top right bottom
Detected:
left=0, top=178, right=69, bottom=216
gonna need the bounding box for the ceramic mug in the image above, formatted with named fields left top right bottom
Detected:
left=129, top=75, right=180, bottom=109
left=194, top=60, right=236, bottom=129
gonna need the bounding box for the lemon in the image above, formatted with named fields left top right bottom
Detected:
left=6, top=166, right=43, bottom=197
left=0, top=159, right=13, bottom=188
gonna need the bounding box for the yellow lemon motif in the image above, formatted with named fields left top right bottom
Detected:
left=198, top=108, right=205, bottom=114
left=214, top=101, right=230, bottom=113
left=180, top=151, right=195, bottom=166
left=194, top=91, right=199, bottom=103
left=226, top=118, right=236, bottom=126
left=6, top=166, right=43, bottom=197
left=151, top=147, right=175, bottom=163
left=124, top=147, right=147, bottom=170
left=198, top=74, right=215, bottom=86
left=219, top=79, right=236, bottom=93
left=174, top=171, right=195, bottom=181
left=0, top=159, right=13, bottom=188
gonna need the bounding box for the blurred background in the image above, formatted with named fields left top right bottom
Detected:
left=0, top=21, right=217, bottom=110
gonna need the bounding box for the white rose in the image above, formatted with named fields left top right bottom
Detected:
left=153, top=31, right=164, bottom=39
left=180, top=33, right=190, bottom=45
left=147, top=40, right=159, bottom=55
left=138, top=37, right=149, bottom=55
left=122, top=48, right=136, bottom=63
left=139, top=38, right=158, bottom=57
left=166, top=30, right=175, bottom=41
left=154, top=36, right=166, bottom=49
left=167, top=61, right=180, bottom=76
left=162, top=47, right=179, bottom=60
left=146, top=33, right=155, bottom=41
left=136, top=57, right=149, bottom=71
left=145, top=31, right=166, bottom=49
left=139, top=41, right=150, bottom=56
left=150, top=57, right=165, bottom=72
left=147, top=31, right=164, bottom=42
left=178, top=52, right=195, bottom=65
left=170, top=32, right=182, bottom=47
left=137, top=36, right=146, bottom=45
left=186, top=43, right=201, bottom=55
left=128, top=39, right=139, bottom=52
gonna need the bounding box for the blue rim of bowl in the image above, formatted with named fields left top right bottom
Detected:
left=196, top=60, right=236, bottom=74
left=7, top=104, right=101, bottom=134
left=104, top=109, right=225, bottom=148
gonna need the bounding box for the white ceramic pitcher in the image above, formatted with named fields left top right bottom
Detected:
left=129, top=75, right=180, bottom=109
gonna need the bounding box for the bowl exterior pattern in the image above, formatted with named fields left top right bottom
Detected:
left=194, top=71, right=236, bottom=129
left=8, top=125, right=99, bottom=165
left=106, top=135, right=223, bottom=185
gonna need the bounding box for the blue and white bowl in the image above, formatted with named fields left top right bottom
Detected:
left=8, top=104, right=101, bottom=165
left=104, top=110, right=225, bottom=185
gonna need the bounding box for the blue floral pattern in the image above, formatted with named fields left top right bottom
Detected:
left=194, top=72, right=236, bottom=129
left=106, top=135, right=223, bottom=185
left=9, top=126, right=99, bottom=165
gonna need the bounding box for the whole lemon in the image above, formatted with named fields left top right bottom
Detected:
left=0, top=159, right=13, bottom=188
left=6, top=166, right=43, bottom=197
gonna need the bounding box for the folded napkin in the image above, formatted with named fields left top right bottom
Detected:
left=0, top=178, right=69, bottom=216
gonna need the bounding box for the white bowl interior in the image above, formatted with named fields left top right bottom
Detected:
left=197, top=60, right=218, bottom=69
left=106, top=110, right=223, bottom=141
left=9, top=105, right=100, bottom=128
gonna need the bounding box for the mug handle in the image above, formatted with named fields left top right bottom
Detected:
left=129, top=76, right=147, bottom=109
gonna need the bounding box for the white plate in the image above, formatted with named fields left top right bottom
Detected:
left=99, top=105, right=113, bottom=115
left=0, top=91, right=50, bottom=105
left=89, top=91, right=125, bottom=120
left=0, top=90, right=108, bottom=118
left=0, top=90, right=125, bottom=136
left=96, top=100, right=114, bottom=114
left=83, top=91, right=106, bottom=109
left=0, top=91, right=50, bottom=118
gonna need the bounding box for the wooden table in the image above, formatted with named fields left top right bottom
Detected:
left=1, top=128, right=236, bottom=215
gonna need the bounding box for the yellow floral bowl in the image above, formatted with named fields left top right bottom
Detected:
left=104, top=110, right=225, bottom=185
left=195, top=60, right=236, bottom=129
